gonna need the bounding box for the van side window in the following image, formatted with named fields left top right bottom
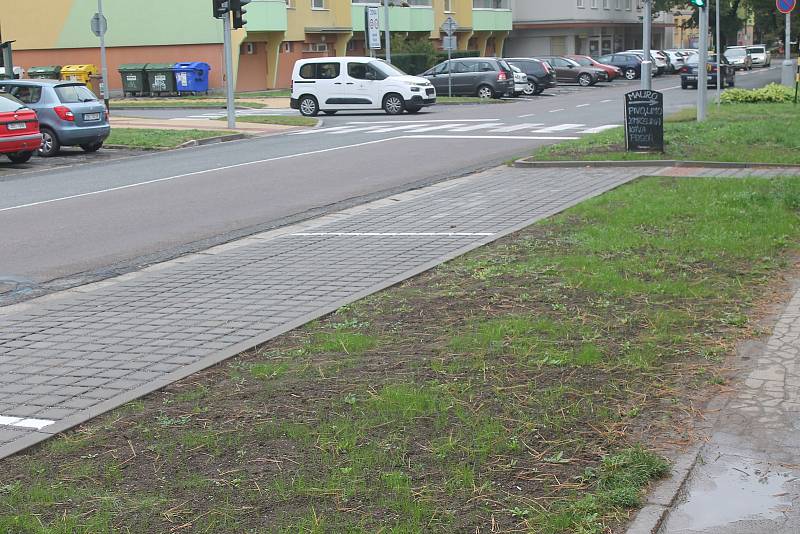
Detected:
left=299, top=62, right=341, bottom=80
left=348, top=63, right=368, bottom=80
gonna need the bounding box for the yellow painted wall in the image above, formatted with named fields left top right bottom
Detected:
left=0, top=0, right=75, bottom=49
left=286, top=0, right=352, bottom=41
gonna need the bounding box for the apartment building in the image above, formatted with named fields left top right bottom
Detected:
left=0, top=0, right=512, bottom=92
left=505, top=0, right=675, bottom=58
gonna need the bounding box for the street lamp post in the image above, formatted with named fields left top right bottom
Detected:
left=642, top=0, right=653, bottom=90
left=384, top=0, right=391, bottom=63
left=698, top=4, right=709, bottom=121
left=97, top=0, right=110, bottom=110
left=716, top=0, right=721, bottom=106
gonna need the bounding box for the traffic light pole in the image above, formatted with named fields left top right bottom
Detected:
left=715, top=0, right=721, bottom=107
left=641, top=0, right=652, bottom=90
left=98, top=0, right=110, bottom=110
left=222, top=11, right=236, bottom=129
left=384, top=0, right=391, bottom=63
left=698, top=5, right=709, bottom=122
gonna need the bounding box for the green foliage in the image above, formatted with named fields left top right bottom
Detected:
left=720, top=83, right=795, bottom=103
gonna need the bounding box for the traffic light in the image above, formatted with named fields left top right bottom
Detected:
left=212, top=0, right=228, bottom=19
left=231, top=0, right=251, bottom=29
left=688, top=0, right=706, bottom=6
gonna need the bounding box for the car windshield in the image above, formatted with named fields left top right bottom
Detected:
left=0, top=92, right=25, bottom=112
left=55, top=84, right=98, bottom=103
left=747, top=47, right=765, bottom=54
left=370, top=60, right=407, bottom=77
left=726, top=49, right=746, bottom=57
left=573, top=57, right=593, bottom=66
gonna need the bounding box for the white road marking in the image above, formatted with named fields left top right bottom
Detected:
left=402, top=135, right=581, bottom=141
left=490, top=123, right=545, bottom=133
left=549, top=108, right=566, bottom=113
left=0, top=416, right=55, bottom=430
left=576, top=104, right=591, bottom=108
left=345, top=119, right=497, bottom=124
left=661, top=85, right=683, bottom=91
left=448, top=123, right=504, bottom=132
left=601, top=99, right=614, bottom=103
left=532, top=123, right=585, bottom=133
left=405, top=123, right=467, bottom=132
left=361, top=124, right=428, bottom=134
left=293, top=232, right=494, bottom=237
left=580, top=125, right=621, bottom=134
left=0, top=137, right=404, bottom=213
left=322, top=125, right=392, bottom=134
left=518, top=113, right=536, bottom=118
left=290, top=125, right=363, bottom=135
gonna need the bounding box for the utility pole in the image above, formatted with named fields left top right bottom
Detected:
left=715, top=0, right=721, bottom=106
left=222, top=5, right=236, bottom=129
left=698, top=4, right=709, bottom=121
left=97, top=0, right=110, bottom=110
left=384, top=0, right=391, bottom=63
left=642, top=0, right=652, bottom=90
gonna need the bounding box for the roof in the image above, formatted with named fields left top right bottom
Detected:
left=0, top=78, right=82, bottom=86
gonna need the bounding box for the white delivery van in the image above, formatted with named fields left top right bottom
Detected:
left=290, top=56, right=436, bottom=116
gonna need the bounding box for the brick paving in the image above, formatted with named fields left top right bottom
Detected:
left=2, top=164, right=799, bottom=459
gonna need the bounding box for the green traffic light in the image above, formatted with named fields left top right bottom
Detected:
left=689, top=0, right=706, bottom=6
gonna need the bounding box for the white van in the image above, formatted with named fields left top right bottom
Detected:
left=290, top=56, right=436, bottom=116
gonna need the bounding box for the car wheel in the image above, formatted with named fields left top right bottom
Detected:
left=322, top=110, right=337, bottom=115
left=578, top=73, right=593, bottom=87
left=681, top=81, right=688, bottom=89
left=298, top=95, right=319, bottom=117
left=405, top=106, right=421, bottom=114
left=80, top=141, right=103, bottom=153
left=7, top=151, right=33, bottom=164
left=522, top=82, right=535, bottom=96
left=476, top=84, right=495, bottom=99
left=728, top=77, right=735, bottom=88
left=624, top=68, right=637, bottom=80
left=38, top=128, right=60, bottom=157
left=382, top=93, right=405, bottom=115
left=533, top=84, right=545, bottom=95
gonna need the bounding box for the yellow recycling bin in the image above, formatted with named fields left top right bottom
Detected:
left=60, top=64, right=98, bottom=92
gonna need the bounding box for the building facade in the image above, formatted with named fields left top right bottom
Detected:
left=0, top=0, right=512, bottom=92
left=505, top=0, right=675, bottom=58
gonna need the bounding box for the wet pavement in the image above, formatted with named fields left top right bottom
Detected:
left=660, top=289, right=800, bottom=533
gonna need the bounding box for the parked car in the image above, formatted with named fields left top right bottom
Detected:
left=509, top=65, right=529, bottom=96
left=625, top=50, right=668, bottom=74
left=0, top=79, right=109, bottom=157
left=505, top=58, right=558, bottom=95
left=663, top=50, right=687, bottom=73
left=724, top=47, right=753, bottom=70
left=747, top=44, right=772, bottom=67
left=680, top=53, right=735, bottom=89
left=537, top=56, right=606, bottom=86
left=567, top=55, right=622, bottom=80
left=0, top=92, right=41, bottom=163
left=420, top=57, right=514, bottom=99
left=595, top=53, right=648, bottom=80
left=291, top=57, right=435, bottom=116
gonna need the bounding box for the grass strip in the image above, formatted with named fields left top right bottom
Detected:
left=105, top=128, right=224, bottom=149
left=2, top=176, right=800, bottom=532
left=214, top=115, right=318, bottom=127
left=530, top=102, right=800, bottom=164
left=111, top=100, right=267, bottom=109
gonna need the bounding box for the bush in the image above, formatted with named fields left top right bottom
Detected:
left=435, top=50, right=480, bottom=63
left=720, top=83, right=794, bottom=104
left=384, top=53, right=432, bottom=76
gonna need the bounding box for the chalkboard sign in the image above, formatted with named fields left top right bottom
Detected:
left=624, top=90, right=664, bottom=152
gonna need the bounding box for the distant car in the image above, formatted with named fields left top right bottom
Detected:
left=626, top=49, right=669, bottom=74
left=746, top=45, right=771, bottom=67
left=680, top=53, right=735, bottom=89
left=505, top=58, right=558, bottom=95
left=509, top=65, right=529, bottom=96
left=0, top=92, right=41, bottom=163
left=596, top=53, right=649, bottom=80
left=663, top=50, right=687, bottom=73
left=537, top=56, right=606, bottom=86
left=420, top=57, right=514, bottom=99
left=0, top=79, right=109, bottom=157
left=567, top=55, right=622, bottom=80
left=724, top=47, right=753, bottom=70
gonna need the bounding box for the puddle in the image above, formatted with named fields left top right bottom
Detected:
left=664, top=456, right=794, bottom=531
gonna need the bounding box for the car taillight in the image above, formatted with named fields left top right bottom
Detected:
left=498, top=71, right=507, bottom=81
left=680, top=66, right=689, bottom=73
left=54, top=106, right=75, bottom=122
left=710, top=65, right=718, bottom=73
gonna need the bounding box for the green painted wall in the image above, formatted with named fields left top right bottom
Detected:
left=472, top=9, right=512, bottom=32
left=57, top=0, right=224, bottom=48
left=351, top=6, right=434, bottom=33
left=247, top=0, right=288, bottom=33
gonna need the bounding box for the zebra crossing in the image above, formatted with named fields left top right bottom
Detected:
left=289, top=120, right=620, bottom=138
left=177, top=108, right=297, bottom=120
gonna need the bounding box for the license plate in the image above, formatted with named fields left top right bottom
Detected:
left=687, top=75, right=697, bottom=80
left=84, top=112, right=101, bottom=121
left=7, top=122, right=26, bottom=130
left=707, top=75, right=714, bottom=81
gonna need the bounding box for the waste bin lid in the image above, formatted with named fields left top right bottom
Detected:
left=62, top=64, right=97, bottom=72
left=145, top=63, right=176, bottom=71
left=118, top=63, right=148, bottom=71
left=29, top=65, right=62, bottom=72
left=173, top=61, right=211, bottom=71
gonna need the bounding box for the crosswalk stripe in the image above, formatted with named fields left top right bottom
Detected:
left=532, top=123, right=586, bottom=133
left=368, top=124, right=436, bottom=134
left=580, top=125, right=620, bottom=134
left=404, top=123, right=467, bottom=133
left=448, top=123, right=504, bottom=132
left=490, top=123, right=544, bottom=133
left=290, top=125, right=362, bottom=135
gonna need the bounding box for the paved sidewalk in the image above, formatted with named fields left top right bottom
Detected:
left=658, top=288, right=800, bottom=533
left=2, top=165, right=800, bottom=460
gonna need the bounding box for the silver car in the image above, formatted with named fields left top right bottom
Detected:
left=0, top=79, right=110, bottom=157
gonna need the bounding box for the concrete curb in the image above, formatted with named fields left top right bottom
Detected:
left=177, top=132, right=248, bottom=148
left=514, top=158, right=800, bottom=170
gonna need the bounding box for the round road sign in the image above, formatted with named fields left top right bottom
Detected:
left=777, top=0, right=796, bottom=14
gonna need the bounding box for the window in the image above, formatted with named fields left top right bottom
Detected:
left=285, top=0, right=295, bottom=6
left=472, top=0, right=509, bottom=8
left=603, top=0, right=609, bottom=8
left=299, top=62, right=341, bottom=79
left=55, top=84, right=97, bottom=103
left=625, top=0, right=631, bottom=9
left=591, top=0, right=598, bottom=8
left=455, top=61, right=478, bottom=73
left=444, top=0, right=453, bottom=12
left=282, top=42, right=293, bottom=53
left=577, top=0, right=584, bottom=7
left=312, top=0, right=324, bottom=9
left=432, top=61, right=450, bottom=75
left=303, top=42, right=329, bottom=52
left=8, top=85, right=42, bottom=104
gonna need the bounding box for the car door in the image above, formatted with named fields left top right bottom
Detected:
left=347, top=61, right=379, bottom=107
left=425, top=61, right=450, bottom=93
left=300, top=61, right=344, bottom=108
left=452, top=60, right=477, bottom=95
left=552, top=58, right=577, bottom=83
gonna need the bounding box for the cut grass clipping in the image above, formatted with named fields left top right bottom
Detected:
left=530, top=102, right=800, bottom=164
left=3, top=176, right=800, bottom=532
left=106, top=128, right=222, bottom=149
left=214, top=115, right=318, bottom=127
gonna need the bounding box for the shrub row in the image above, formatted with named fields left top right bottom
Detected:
left=720, top=83, right=795, bottom=103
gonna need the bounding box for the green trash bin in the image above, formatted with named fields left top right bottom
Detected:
left=145, top=63, right=177, bottom=96
left=118, top=63, right=149, bottom=97
left=28, top=65, right=62, bottom=79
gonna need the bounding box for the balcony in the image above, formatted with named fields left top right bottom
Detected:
left=245, top=0, right=289, bottom=32
left=471, top=3, right=512, bottom=32
left=351, top=4, right=435, bottom=33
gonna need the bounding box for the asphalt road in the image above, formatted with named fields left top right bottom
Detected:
left=0, top=67, right=782, bottom=303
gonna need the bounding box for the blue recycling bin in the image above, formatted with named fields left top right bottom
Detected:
left=173, top=62, right=211, bottom=95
